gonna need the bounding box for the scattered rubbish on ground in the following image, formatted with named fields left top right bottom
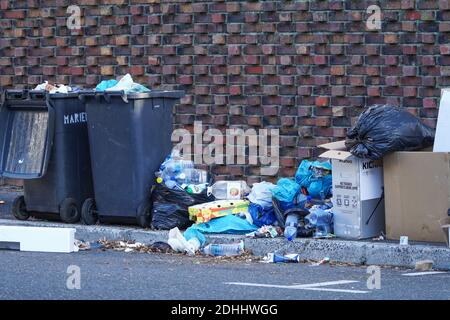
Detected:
left=74, top=239, right=91, bottom=251
left=262, top=253, right=300, bottom=263
left=414, top=260, right=434, bottom=272
left=149, top=241, right=174, bottom=253
left=167, top=227, right=200, bottom=255
left=310, top=257, right=331, bottom=266
left=246, top=225, right=282, bottom=238
left=372, top=233, right=385, bottom=241
left=202, top=241, right=245, bottom=256
left=99, top=239, right=175, bottom=254
left=399, top=236, right=409, bottom=246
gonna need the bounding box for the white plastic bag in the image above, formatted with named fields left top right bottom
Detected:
left=247, top=181, right=276, bottom=208
left=167, top=227, right=200, bottom=255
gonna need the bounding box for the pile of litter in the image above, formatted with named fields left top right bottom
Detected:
left=98, top=240, right=174, bottom=254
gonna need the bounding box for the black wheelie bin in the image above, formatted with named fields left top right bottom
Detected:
left=80, top=90, right=184, bottom=227
left=0, top=90, right=94, bottom=223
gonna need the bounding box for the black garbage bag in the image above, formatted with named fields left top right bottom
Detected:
left=151, top=184, right=215, bottom=230
left=345, top=104, right=435, bottom=160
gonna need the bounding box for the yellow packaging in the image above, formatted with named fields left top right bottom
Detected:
left=188, top=200, right=249, bottom=223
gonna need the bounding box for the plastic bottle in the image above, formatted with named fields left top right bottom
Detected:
left=284, top=213, right=299, bottom=241
left=305, top=208, right=333, bottom=237
left=305, top=208, right=333, bottom=226
left=162, top=159, right=194, bottom=177
left=158, top=153, right=195, bottom=189
left=175, top=168, right=208, bottom=186
left=202, top=241, right=245, bottom=256
left=207, top=181, right=250, bottom=200
left=186, top=183, right=208, bottom=194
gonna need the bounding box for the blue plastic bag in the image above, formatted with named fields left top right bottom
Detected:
left=295, top=160, right=332, bottom=199
left=248, top=203, right=276, bottom=227
left=271, top=178, right=300, bottom=203
left=95, top=79, right=118, bottom=91
left=184, top=215, right=258, bottom=246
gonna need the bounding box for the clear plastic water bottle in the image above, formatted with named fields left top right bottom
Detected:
left=207, top=181, right=250, bottom=199
left=305, top=208, right=333, bottom=237
left=158, top=154, right=195, bottom=189
left=202, top=241, right=245, bottom=256
left=163, top=160, right=194, bottom=177
left=284, top=213, right=299, bottom=241
left=175, top=168, right=208, bottom=186
left=186, top=183, right=208, bottom=194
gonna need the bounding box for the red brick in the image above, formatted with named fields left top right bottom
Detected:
left=162, top=65, right=176, bottom=75
left=313, top=56, right=327, bottom=65
left=423, top=98, right=437, bottom=108
left=403, top=66, right=417, bottom=76
left=178, top=75, right=193, bottom=85
left=229, top=86, right=242, bottom=95
left=245, top=66, right=263, bottom=74
left=4, top=10, right=25, bottom=19
left=440, top=45, right=450, bottom=55
left=367, top=87, right=381, bottom=97
left=384, top=34, right=399, bottom=44
left=148, top=56, right=160, bottom=65
left=315, top=96, right=329, bottom=107
left=228, top=46, right=240, bottom=56
left=403, top=87, right=417, bottom=97
left=405, top=11, right=420, bottom=20
left=384, top=56, right=399, bottom=65
left=211, top=14, right=225, bottom=23
left=244, top=55, right=259, bottom=65
left=330, top=66, right=345, bottom=76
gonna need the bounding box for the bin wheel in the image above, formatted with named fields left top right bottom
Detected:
left=12, top=196, right=30, bottom=220
left=81, top=198, right=98, bottom=225
left=59, top=198, right=80, bottom=223
left=136, top=202, right=151, bottom=228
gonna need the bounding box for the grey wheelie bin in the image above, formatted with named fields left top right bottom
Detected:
left=0, top=90, right=94, bottom=223
left=80, top=90, right=184, bottom=227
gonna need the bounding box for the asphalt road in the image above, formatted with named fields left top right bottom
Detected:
left=1, top=187, right=449, bottom=300
left=0, top=249, right=449, bottom=300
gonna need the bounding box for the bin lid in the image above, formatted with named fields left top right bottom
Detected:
left=0, top=90, right=55, bottom=179
left=79, top=90, right=185, bottom=101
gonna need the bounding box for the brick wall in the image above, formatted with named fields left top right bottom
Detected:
left=1, top=0, right=449, bottom=183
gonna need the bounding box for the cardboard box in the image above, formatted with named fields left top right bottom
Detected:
left=319, top=141, right=385, bottom=239
left=383, top=151, right=450, bottom=244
